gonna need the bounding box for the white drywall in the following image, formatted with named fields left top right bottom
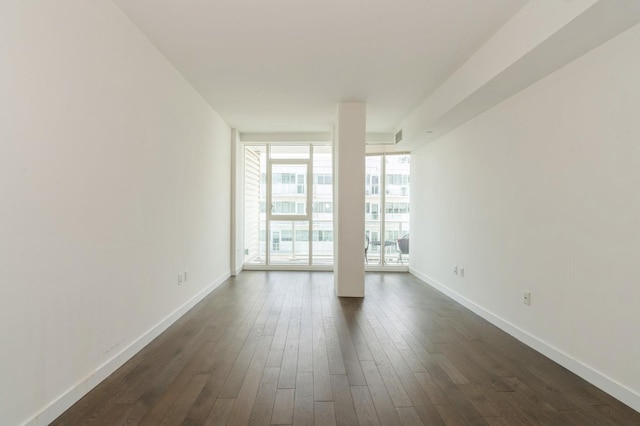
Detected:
left=0, top=1, right=231, bottom=425
left=410, top=22, right=640, bottom=411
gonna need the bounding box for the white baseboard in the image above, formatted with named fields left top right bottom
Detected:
left=24, top=271, right=231, bottom=426
left=409, top=267, right=640, bottom=413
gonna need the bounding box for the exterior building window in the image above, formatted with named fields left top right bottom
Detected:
left=372, top=176, right=379, bottom=195
left=313, top=202, right=333, bottom=213
left=312, top=230, right=333, bottom=241
left=385, top=202, right=410, bottom=214
left=273, top=201, right=299, bottom=214
left=386, top=230, right=400, bottom=241
left=314, top=174, right=332, bottom=184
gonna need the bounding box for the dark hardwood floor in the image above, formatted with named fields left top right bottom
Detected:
left=52, top=271, right=639, bottom=425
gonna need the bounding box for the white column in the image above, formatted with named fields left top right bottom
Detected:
left=334, top=103, right=366, bottom=297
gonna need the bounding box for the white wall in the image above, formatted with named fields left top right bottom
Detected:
left=0, top=2, right=231, bottom=425
left=411, top=22, right=640, bottom=411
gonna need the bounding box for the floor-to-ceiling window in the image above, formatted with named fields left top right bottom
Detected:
left=365, top=153, right=410, bottom=267
left=244, top=145, right=408, bottom=269
left=311, top=146, right=334, bottom=265
left=244, top=144, right=333, bottom=267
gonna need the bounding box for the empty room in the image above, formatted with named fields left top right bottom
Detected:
left=2, top=0, right=639, bottom=425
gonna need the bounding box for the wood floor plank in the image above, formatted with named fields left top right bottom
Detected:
left=332, top=309, right=367, bottom=386
left=350, top=386, right=381, bottom=426
left=114, top=321, right=210, bottom=407
left=278, top=307, right=301, bottom=389
left=457, top=383, right=501, bottom=418
left=314, top=401, right=337, bottom=426
left=584, top=403, right=640, bottom=426
left=226, top=334, right=273, bottom=425
left=355, top=316, right=412, bottom=409
left=384, top=369, right=444, bottom=426
left=159, top=374, right=209, bottom=425
left=136, top=341, right=216, bottom=425
left=293, top=371, right=314, bottom=425
left=121, top=399, right=149, bottom=425
left=186, top=290, right=276, bottom=423
left=483, top=416, right=522, bottom=426
left=271, top=388, right=295, bottom=425
left=427, top=371, right=488, bottom=424
left=342, top=309, right=374, bottom=362
left=271, top=299, right=292, bottom=351
left=330, top=375, right=359, bottom=426
left=297, top=310, right=314, bottom=373
left=396, top=406, right=425, bottom=426
left=219, top=309, right=275, bottom=398
left=431, top=353, right=471, bottom=385
left=323, top=317, right=347, bottom=375
left=414, top=371, right=450, bottom=405
left=353, top=317, right=444, bottom=426
left=437, top=339, right=513, bottom=392
left=312, top=310, right=333, bottom=401
left=359, top=360, right=403, bottom=426
left=204, top=398, right=234, bottom=426
left=88, top=402, right=133, bottom=425
left=248, top=366, right=280, bottom=426
left=433, top=403, right=467, bottom=425
left=558, top=409, right=599, bottom=426
left=266, top=348, right=284, bottom=368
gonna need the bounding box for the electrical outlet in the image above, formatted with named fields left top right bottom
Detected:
left=178, top=274, right=183, bottom=286
left=523, top=290, right=531, bottom=305
left=453, top=265, right=458, bottom=274
left=460, top=267, right=464, bottom=277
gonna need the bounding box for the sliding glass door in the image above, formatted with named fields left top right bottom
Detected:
left=365, top=153, right=410, bottom=266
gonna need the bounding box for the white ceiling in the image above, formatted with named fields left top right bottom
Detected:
left=113, top=0, right=527, bottom=133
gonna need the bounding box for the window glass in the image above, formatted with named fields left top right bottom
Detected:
left=384, top=154, right=410, bottom=265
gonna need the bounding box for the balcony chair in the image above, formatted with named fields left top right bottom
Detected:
left=397, top=234, right=409, bottom=264
left=365, top=235, right=370, bottom=264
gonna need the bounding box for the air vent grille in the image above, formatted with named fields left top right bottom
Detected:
left=395, top=130, right=403, bottom=144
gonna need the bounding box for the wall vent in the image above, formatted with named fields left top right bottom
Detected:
left=395, top=130, right=403, bottom=144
